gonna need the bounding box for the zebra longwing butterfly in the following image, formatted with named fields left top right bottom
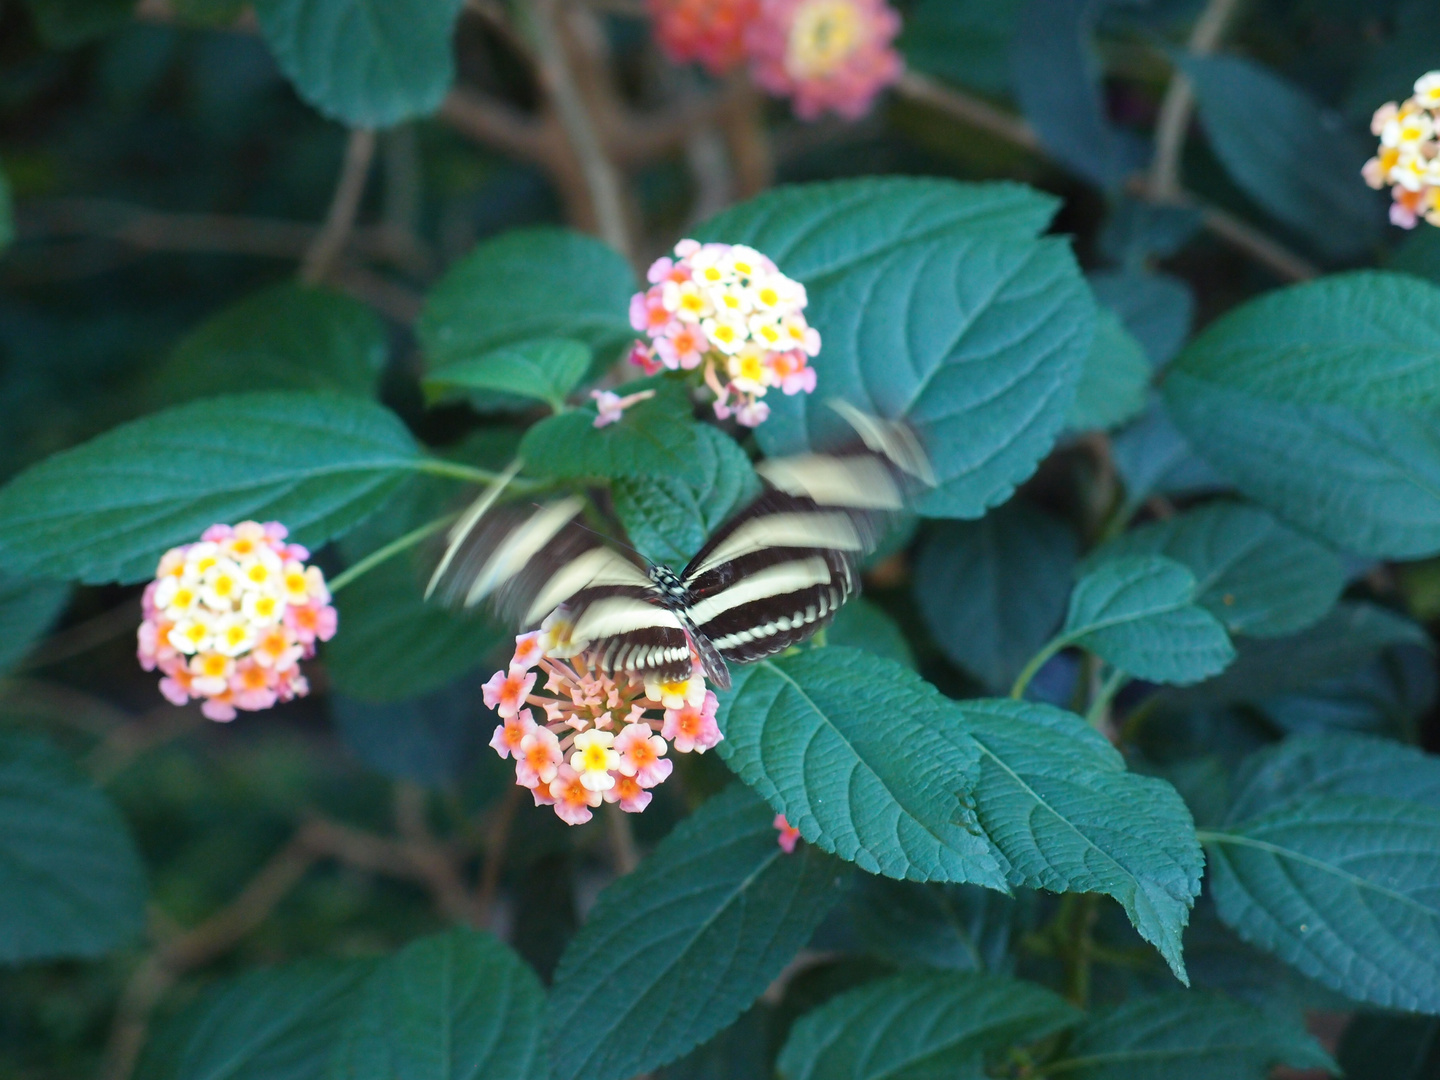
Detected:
left=427, top=403, right=932, bottom=690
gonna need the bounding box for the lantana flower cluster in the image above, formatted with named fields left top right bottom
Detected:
left=485, top=619, right=722, bottom=825
left=137, top=521, right=336, bottom=722
left=649, top=0, right=901, bottom=120
left=628, top=239, right=819, bottom=428
left=1364, top=71, right=1440, bottom=229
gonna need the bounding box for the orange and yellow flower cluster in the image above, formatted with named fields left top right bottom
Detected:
left=1364, top=72, right=1440, bottom=229
left=629, top=239, right=819, bottom=428
left=486, top=620, right=722, bottom=825
left=137, top=521, right=335, bottom=722
left=649, top=0, right=901, bottom=120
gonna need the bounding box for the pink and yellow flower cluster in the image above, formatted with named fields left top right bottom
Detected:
left=137, top=521, right=336, bottom=722
left=628, top=239, right=819, bottom=428
left=1364, top=72, right=1440, bottom=229
left=485, top=620, right=722, bottom=826
left=649, top=0, right=901, bottom=120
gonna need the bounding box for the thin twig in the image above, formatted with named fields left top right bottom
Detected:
left=476, top=786, right=524, bottom=927
left=893, top=70, right=1318, bottom=281
left=439, top=87, right=555, bottom=163
left=14, top=598, right=138, bottom=673
left=302, top=129, right=378, bottom=285
left=1148, top=0, right=1248, bottom=201
left=605, top=801, right=640, bottom=875
left=395, top=783, right=484, bottom=926
left=328, top=514, right=457, bottom=595
left=523, top=0, right=633, bottom=257
left=99, top=836, right=318, bottom=1080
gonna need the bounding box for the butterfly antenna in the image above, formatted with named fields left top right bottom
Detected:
left=827, top=399, right=936, bottom=487
left=425, top=458, right=525, bottom=600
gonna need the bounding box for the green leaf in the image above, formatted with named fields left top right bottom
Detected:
left=899, top=0, right=1020, bottom=97
left=327, top=553, right=506, bottom=703
left=658, top=1007, right=771, bottom=1080
left=418, top=228, right=637, bottom=370
left=915, top=501, right=1078, bottom=693
left=1338, top=1014, right=1440, bottom=1080
left=957, top=699, right=1203, bottom=982
left=331, top=675, right=490, bottom=786
left=329, top=927, right=546, bottom=1080
left=1050, top=991, right=1336, bottom=1079
left=826, top=598, right=915, bottom=669
left=1086, top=502, right=1344, bottom=638
left=548, top=784, right=847, bottom=1080
left=1111, top=402, right=1225, bottom=508
left=1163, top=271, right=1440, bottom=558
left=1202, top=793, right=1440, bottom=1013
left=1061, top=554, right=1235, bottom=684
left=1226, top=733, right=1440, bottom=834
left=850, top=876, right=1018, bottom=973
left=1181, top=53, right=1383, bottom=260
left=521, top=391, right=712, bottom=487
left=613, top=424, right=759, bottom=566
left=254, top=0, right=466, bottom=127
left=1066, top=308, right=1151, bottom=432
left=0, top=731, right=146, bottom=962
left=776, top=970, right=1078, bottom=1080
left=1089, top=270, right=1194, bottom=368
left=423, top=338, right=591, bottom=413
left=716, top=648, right=1007, bottom=887
left=1172, top=601, right=1428, bottom=706
left=21, top=0, right=133, bottom=46
left=695, top=178, right=1059, bottom=286
left=0, top=572, right=69, bottom=673
left=157, top=283, right=387, bottom=404
left=0, top=392, right=422, bottom=585
left=137, top=959, right=373, bottom=1080
left=746, top=231, right=1094, bottom=520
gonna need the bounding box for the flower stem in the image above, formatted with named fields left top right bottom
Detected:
left=1085, top=667, right=1131, bottom=730
left=328, top=514, right=456, bottom=594
left=1009, top=637, right=1069, bottom=700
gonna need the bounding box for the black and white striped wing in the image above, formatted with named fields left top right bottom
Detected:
left=678, top=450, right=908, bottom=667
left=428, top=495, right=695, bottom=682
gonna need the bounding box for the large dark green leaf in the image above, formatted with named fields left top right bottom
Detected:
left=915, top=501, right=1078, bottom=692
left=849, top=876, right=1019, bottom=973
left=158, top=283, right=387, bottom=404
left=254, top=0, right=466, bottom=127
left=548, top=785, right=847, bottom=1080
left=329, top=928, right=547, bottom=1080
left=1172, top=601, right=1428, bottom=706
left=1164, top=272, right=1440, bottom=558
left=1089, top=270, right=1194, bottom=368
left=826, top=597, right=915, bottom=670
left=1181, top=53, right=1383, bottom=260
left=613, top=424, right=759, bottom=566
left=0, top=572, right=70, bottom=673
left=327, top=553, right=506, bottom=703
left=0, top=392, right=422, bottom=584
left=717, top=648, right=1006, bottom=887
left=776, top=970, right=1077, bottom=1080
left=521, top=390, right=713, bottom=487
left=1086, top=502, right=1344, bottom=638
left=138, top=959, right=373, bottom=1080
left=695, top=177, right=1059, bottom=286
left=0, top=731, right=146, bottom=962
left=418, top=228, right=637, bottom=369
left=744, top=231, right=1094, bottom=520
left=958, top=699, right=1203, bottom=982
left=1050, top=992, right=1335, bottom=1079
left=1060, top=555, right=1235, bottom=684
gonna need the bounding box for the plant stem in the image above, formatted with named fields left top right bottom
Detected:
left=1085, top=667, right=1131, bottom=730
left=300, top=128, right=376, bottom=285
left=408, top=457, right=542, bottom=488
left=328, top=514, right=457, bottom=594
left=1010, top=637, right=1068, bottom=700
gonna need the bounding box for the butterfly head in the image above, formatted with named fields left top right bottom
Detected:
left=648, top=564, right=690, bottom=605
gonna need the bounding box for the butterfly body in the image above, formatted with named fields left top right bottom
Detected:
left=430, top=405, right=930, bottom=691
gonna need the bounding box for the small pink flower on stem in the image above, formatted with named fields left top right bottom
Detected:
left=662, top=691, right=722, bottom=754
left=489, top=708, right=538, bottom=760
left=483, top=668, right=536, bottom=718
left=774, top=814, right=801, bottom=853
left=590, top=388, right=658, bottom=429
left=746, top=0, right=902, bottom=120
